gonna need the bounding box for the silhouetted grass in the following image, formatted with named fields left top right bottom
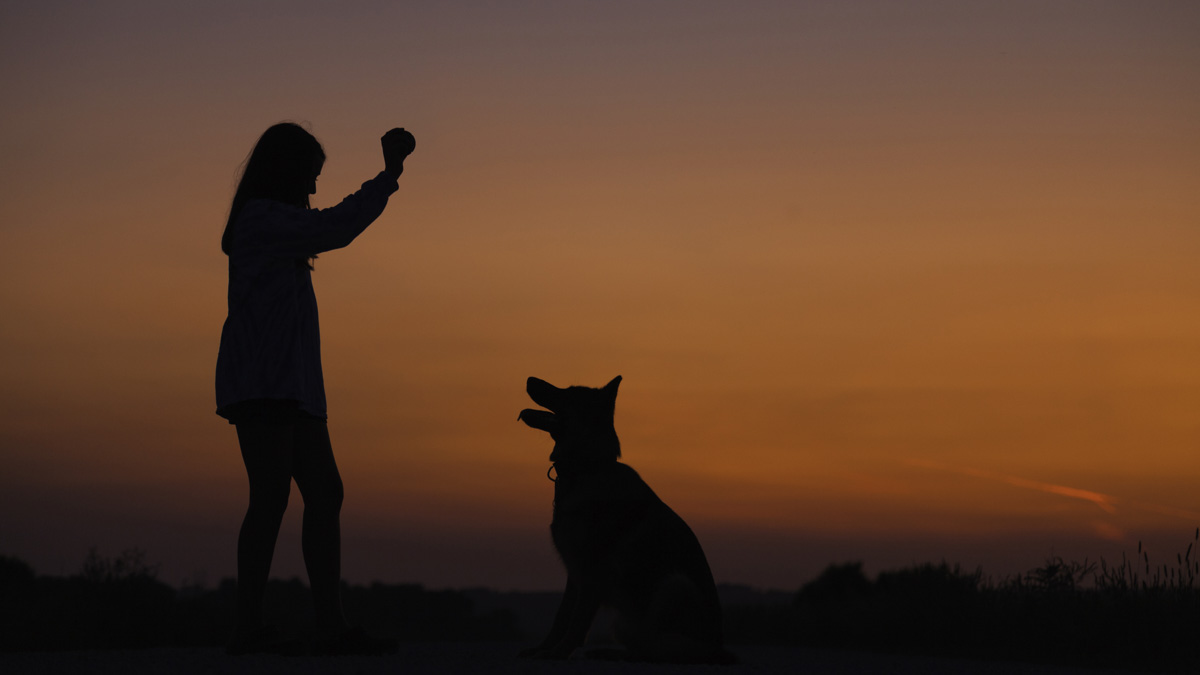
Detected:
left=0, top=547, right=520, bottom=652
left=726, top=528, right=1200, bottom=673
left=4, top=531, right=1198, bottom=672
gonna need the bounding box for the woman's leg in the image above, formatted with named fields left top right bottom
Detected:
left=233, top=420, right=295, bottom=635
left=290, top=418, right=348, bottom=634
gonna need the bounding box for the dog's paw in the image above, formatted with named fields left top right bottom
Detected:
left=517, top=646, right=560, bottom=659
left=518, top=645, right=572, bottom=660
left=517, top=645, right=541, bottom=658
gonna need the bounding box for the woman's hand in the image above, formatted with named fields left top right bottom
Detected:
left=382, top=128, right=416, bottom=179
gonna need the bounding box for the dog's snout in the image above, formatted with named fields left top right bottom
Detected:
left=519, top=408, right=557, bottom=433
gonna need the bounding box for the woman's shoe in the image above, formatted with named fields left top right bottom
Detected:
left=312, top=626, right=398, bottom=656
left=226, top=625, right=283, bottom=655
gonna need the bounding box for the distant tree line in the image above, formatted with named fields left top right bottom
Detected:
left=2, top=531, right=1197, bottom=672
left=726, top=530, right=1200, bottom=673
left=0, top=548, right=521, bottom=652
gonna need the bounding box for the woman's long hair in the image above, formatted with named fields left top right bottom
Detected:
left=222, top=122, right=325, bottom=256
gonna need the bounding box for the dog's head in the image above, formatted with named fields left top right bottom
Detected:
left=518, top=375, right=622, bottom=465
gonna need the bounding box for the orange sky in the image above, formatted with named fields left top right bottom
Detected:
left=2, top=1, right=1199, bottom=590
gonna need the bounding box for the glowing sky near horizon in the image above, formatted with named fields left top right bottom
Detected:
left=2, top=1, right=1199, bottom=590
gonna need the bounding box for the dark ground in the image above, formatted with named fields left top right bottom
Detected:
left=4, top=551, right=1194, bottom=673
left=0, top=642, right=1149, bottom=675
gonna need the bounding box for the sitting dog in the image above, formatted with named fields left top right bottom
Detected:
left=518, top=376, right=732, bottom=663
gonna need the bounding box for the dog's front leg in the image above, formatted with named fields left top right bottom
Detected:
left=519, top=575, right=577, bottom=658
left=552, top=571, right=601, bottom=658
left=521, top=572, right=600, bottom=659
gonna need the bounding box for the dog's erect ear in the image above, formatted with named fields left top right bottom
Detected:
left=604, top=375, right=622, bottom=399
left=526, top=376, right=564, bottom=412
left=518, top=408, right=557, bottom=433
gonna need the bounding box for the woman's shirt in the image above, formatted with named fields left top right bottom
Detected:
left=215, top=171, right=399, bottom=421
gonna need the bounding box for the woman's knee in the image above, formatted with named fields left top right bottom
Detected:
left=306, top=475, right=343, bottom=515
left=293, top=421, right=343, bottom=513
left=247, top=482, right=291, bottom=519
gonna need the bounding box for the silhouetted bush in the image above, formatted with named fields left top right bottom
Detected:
left=4, top=532, right=1197, bottom=672
left=2, top=548, right=178, bottom=651
left=794, top=561, right=873, bottom=606
left=0, top=555, right=35, bottom=595
left=773, top=530, right=1200, bottom=673
left=0, top=548, right=520, bottom=652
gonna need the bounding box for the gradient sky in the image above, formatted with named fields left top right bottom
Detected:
left=2, top=1, right=1198, bottom=591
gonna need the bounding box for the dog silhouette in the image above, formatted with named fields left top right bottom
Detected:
left=518, top=376, right=732, bottom=663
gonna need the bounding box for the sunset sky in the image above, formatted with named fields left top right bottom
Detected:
left=2, top=1, right=1198, bottom=591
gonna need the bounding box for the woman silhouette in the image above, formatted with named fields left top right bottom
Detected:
left=216, top=122, right=415, bottom=655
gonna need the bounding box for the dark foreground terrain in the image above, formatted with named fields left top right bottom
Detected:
left=3, top=537, right=1197, bottom=674
left=0, top=642, right=1146, bottom=675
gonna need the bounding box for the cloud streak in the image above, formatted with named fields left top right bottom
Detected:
left=906, top=458, right=1200, bottom=521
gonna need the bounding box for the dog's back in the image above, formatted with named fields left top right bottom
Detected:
left=520, top=376, right=730, bottom=663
